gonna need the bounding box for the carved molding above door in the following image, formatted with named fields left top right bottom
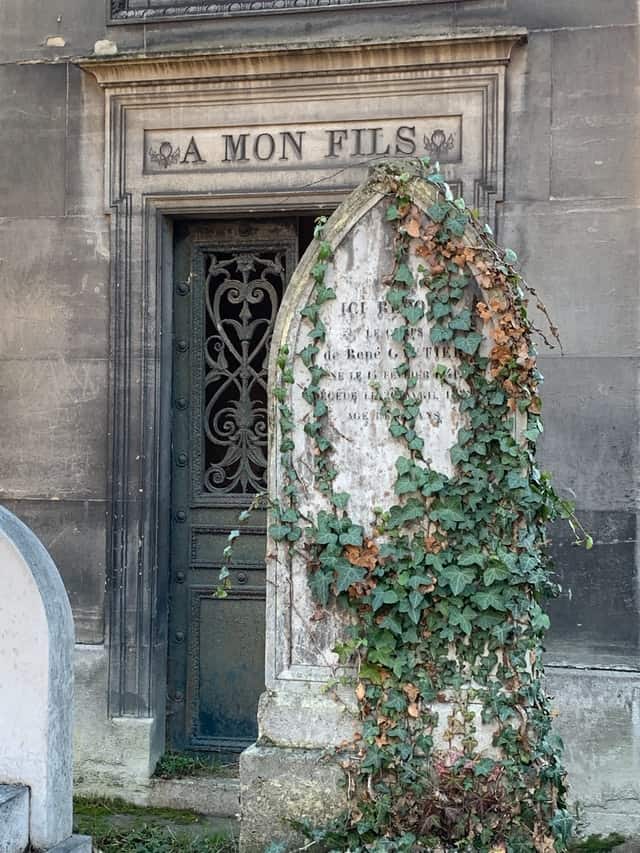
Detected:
left=109, top=0, right=483, bottom=22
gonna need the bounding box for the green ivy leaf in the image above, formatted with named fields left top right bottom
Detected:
left=390, top=420, right=407, bottom=438
left=458, top=550, right=485, bottom=568
left=402, top=304, right=424, bottom=325
left=308, top=320, right=327, bottom=341
left=384, top=589, right=400, bottom=604
left=359, top=662, right=384, bottom=684
left=387, top=288, right=409, bottom=310
left=507, top=471, right=528, bottom=491
left=439, top=565, right=475, bottom=595
left=432, top=301, right=451, bottom=320
left=308, top=569, right=332, bottom=606
left=300, top=304, right=319, bottom=323
left=395, top=475, right=417, bottom=496
left=331, top=492, right=350, bottom=509
left=395, top=456, right=412, bottom=476
left=380, top=614, right=403, bottom=636
left=449, top=604, right=475, bottom=634
left=335, top=561, right=367, bottom=594
left=309, top=366, right=327, bottom=384
left=409, top=590, right=423, bottom=610
left=287, top=525, right=302, bottom=542
left=317, top=240, right=332, bottom=260
left=388, top=498, right=425, bottom=529
left=446, top=212, right=469, bottom=237
left=430, top=324, right=453, bottom=344
left=453, top=331, right=483, bottom=355
left=427, top=201, right=449, bottom=223
left=311, top=261, right=328, bottom=282
left=524, top=422, right=543, bottom=442
left=473, top=591, right=507, bottom=611
left=450, top=445, right=469, bottom=466
left=339, top=525, right=364, bottom=547
left=473, top=757, right=496, bottom=777
left=371, top=586, right=398, bottom=611
left=315, top=285, right=336, bottom=304
left=449, top=309, right=472, bottom=331
left=269, top=524, right=290, bottom=541
left=458, top=428, right=473, bottom=445
left=549, top=810, right=573, bottom=843
left=395, top=263, right=414, bottom=285
left=483, top=562, right=509, bottom=586
left=430, top=502, right=465, bottom=528
left=316, top=530, right=338, bottom=545
left=409, top=573, right=439, bottom=589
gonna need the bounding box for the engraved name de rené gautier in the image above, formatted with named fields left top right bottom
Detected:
left=147, top=126, right=457, bottom=168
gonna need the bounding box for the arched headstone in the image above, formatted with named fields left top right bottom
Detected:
left=0, top=506, right=74, bottom=849
left=260, top=171, right=513, bottom=743
left=240, top=165, right=563, bottom=851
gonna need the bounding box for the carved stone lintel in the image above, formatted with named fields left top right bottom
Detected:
left=110, top=0, right=485, bottom=22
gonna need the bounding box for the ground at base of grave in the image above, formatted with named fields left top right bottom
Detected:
left=73, top=796, right=238, bottom=852
left=73, top=796, right=638, bottom=853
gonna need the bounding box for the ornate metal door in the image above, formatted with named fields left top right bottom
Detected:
left=168, top=219, right=298, bottom=754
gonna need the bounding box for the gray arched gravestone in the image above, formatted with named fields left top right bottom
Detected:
left=0, top=506, right=75, bottom=849
left=239, top=170, right=527, bottom=850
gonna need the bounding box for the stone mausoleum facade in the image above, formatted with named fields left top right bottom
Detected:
left=0, top=0, right=638, bottom=836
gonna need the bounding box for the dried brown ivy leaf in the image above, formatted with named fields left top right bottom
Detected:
left=403, top=683, right=420, bottom=702
left=405, top=217, right=421, bottom=238
left=344, top=540, right=379, bottom=570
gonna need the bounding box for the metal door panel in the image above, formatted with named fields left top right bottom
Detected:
left=168, top=219, right=297, bottom=754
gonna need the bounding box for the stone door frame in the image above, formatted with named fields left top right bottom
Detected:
left=78, top=29, right=523, bottom=761
left=108, top=189, right=342, bottom=720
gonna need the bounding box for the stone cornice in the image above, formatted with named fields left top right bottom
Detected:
left=109, top=0, right=484, bottom=24
left=77, top=29, right=527, bottom=88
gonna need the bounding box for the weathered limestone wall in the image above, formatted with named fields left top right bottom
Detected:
left=0, top=0, right=637, bottom=833
left=0, top=55, right=108, bottom=645
left=503, top=20, right=639, bottom=670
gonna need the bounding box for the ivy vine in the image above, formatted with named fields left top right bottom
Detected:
left=229, top=160, right=585, bottom=852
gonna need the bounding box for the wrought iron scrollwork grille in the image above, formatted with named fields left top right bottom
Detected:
left=201, top=249, right=286, bottom=496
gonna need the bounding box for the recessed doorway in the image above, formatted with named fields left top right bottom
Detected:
left=166, top=214, right=318, bottom=755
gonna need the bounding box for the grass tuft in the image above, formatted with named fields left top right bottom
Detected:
left=569, top=834, right=628, bottom=852
left=153, top=751, right=237, bottom=780
left=76, top=823, right=234, bottom=852
left=73, top=796, right=236, bottom=852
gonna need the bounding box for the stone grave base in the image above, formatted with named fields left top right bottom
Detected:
left=0, top=784, right=90, bottom=853
left=47, top=836, right=93, bottom=852
left=239, top=744, right=347, bottom=851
